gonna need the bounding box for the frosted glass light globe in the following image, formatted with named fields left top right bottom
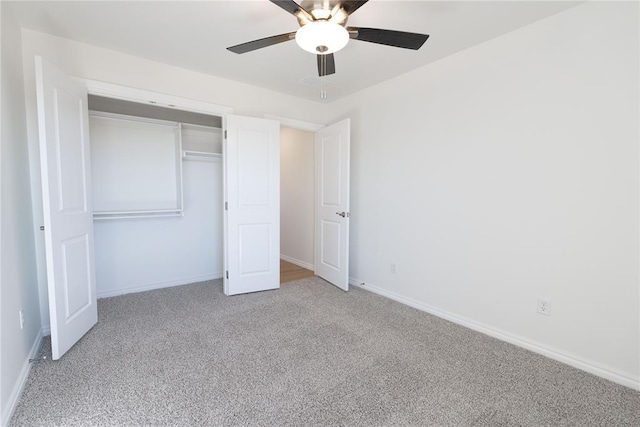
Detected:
left=295, top=21, right=349, bottom=55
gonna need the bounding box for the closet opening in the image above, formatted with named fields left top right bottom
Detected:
left=87, top=95, right=224, bottom=298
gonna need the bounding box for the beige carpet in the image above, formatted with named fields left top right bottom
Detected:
left=10, top=277, right=640, bottom=426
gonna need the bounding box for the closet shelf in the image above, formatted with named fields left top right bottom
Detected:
left=182, top=150, right=222, bottom=161
left=93, top=209, right=183, bottom=221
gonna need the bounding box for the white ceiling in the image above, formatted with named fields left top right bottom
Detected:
left=8, top=0, right=581, bottom=103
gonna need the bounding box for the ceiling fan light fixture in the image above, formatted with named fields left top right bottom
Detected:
left=295, top=21, right=349, bottom=55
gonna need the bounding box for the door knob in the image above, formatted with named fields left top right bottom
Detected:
left=335, top=212, right=350, bottom=218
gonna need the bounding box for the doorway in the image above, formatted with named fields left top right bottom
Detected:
left=278, top=120, right=351, bottom=288
left=280, top=126, right=316, bottom=284
left=86, top=94, right=224, bottom=298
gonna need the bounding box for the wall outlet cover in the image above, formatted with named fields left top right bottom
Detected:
left=537, top=298, right=551, bottom=316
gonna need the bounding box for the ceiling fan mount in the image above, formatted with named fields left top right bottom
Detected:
left=295, top=1, right=350, bottom=26
left=227, top=0, right=429, bottom=77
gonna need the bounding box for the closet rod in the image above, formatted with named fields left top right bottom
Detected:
left=182, top=150, right=222, bottom=160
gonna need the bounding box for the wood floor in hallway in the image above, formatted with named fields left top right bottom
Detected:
left=280, top=260, right=314, bottom=284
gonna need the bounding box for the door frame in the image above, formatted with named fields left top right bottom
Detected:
left=264, top=114, right=325, bottom=133
left=83, top=80, right=235, bottom=297
left=267, top=113, right=352, bottom=288
left=265, top=114, right=325, bottom=275
left=81, top=79, right=233, bottom=118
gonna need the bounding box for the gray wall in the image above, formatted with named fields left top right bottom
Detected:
left=1, top=4, right=42, bottom=424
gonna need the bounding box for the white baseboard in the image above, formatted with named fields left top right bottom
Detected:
left=97, top=273, right=223, bottom=299
left=1, top=330, right=44, bottom=427
left=280, top=254, right=314, bottom=272
left=349, top=277, right=640, bottom=392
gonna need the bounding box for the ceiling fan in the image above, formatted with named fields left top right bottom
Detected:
left=227, top=0, right=430, bottom=77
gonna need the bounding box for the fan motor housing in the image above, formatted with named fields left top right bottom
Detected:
left=296, top=1, right=349, bottom=27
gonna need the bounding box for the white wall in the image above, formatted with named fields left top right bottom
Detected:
left=19, top=29, right=329, bottom=331
left=21, top=29, right=327, bottom=120
left=0, top=5, right=42, bottom=424
left=329, top=1, right=640, bottom=389
left=280, top=127, right=315, bottom=269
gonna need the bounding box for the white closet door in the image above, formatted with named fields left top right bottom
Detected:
left=35, top=57, right=98, bottom=359
left=315, top=119, right=351, bottom=291
left=224, top=115, right=280, bottom=295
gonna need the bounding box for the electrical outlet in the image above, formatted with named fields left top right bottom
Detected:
left=19, top=309, right=25, bottom=329
left=390, top=263, right=397, bottom=274
left=537, top=298, right=551, bottom=316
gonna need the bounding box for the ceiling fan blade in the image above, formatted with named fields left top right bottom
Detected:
left=270, top=0, right=314, bottom=21
left=317, top=53, right=336, bottom=77
left=341, top=1, right=369, bottom=16
left=347, top=27, right=429, bottom=50
left=227, top=32, right=296, bottom=54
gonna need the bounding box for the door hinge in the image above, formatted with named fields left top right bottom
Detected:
left=225, top=201, right=228, bottom=211
left=39, top=225, right=45, bottom=231
left=226, top=271, right=229, bottom=279
left=224, top=130, right=227, bottom=139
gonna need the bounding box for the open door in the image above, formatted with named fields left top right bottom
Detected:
left=35, top=57, right=98, bottom=359
left=224, top=115, right=280, bottom=295
left=315, top=119, right=351, bottom=290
